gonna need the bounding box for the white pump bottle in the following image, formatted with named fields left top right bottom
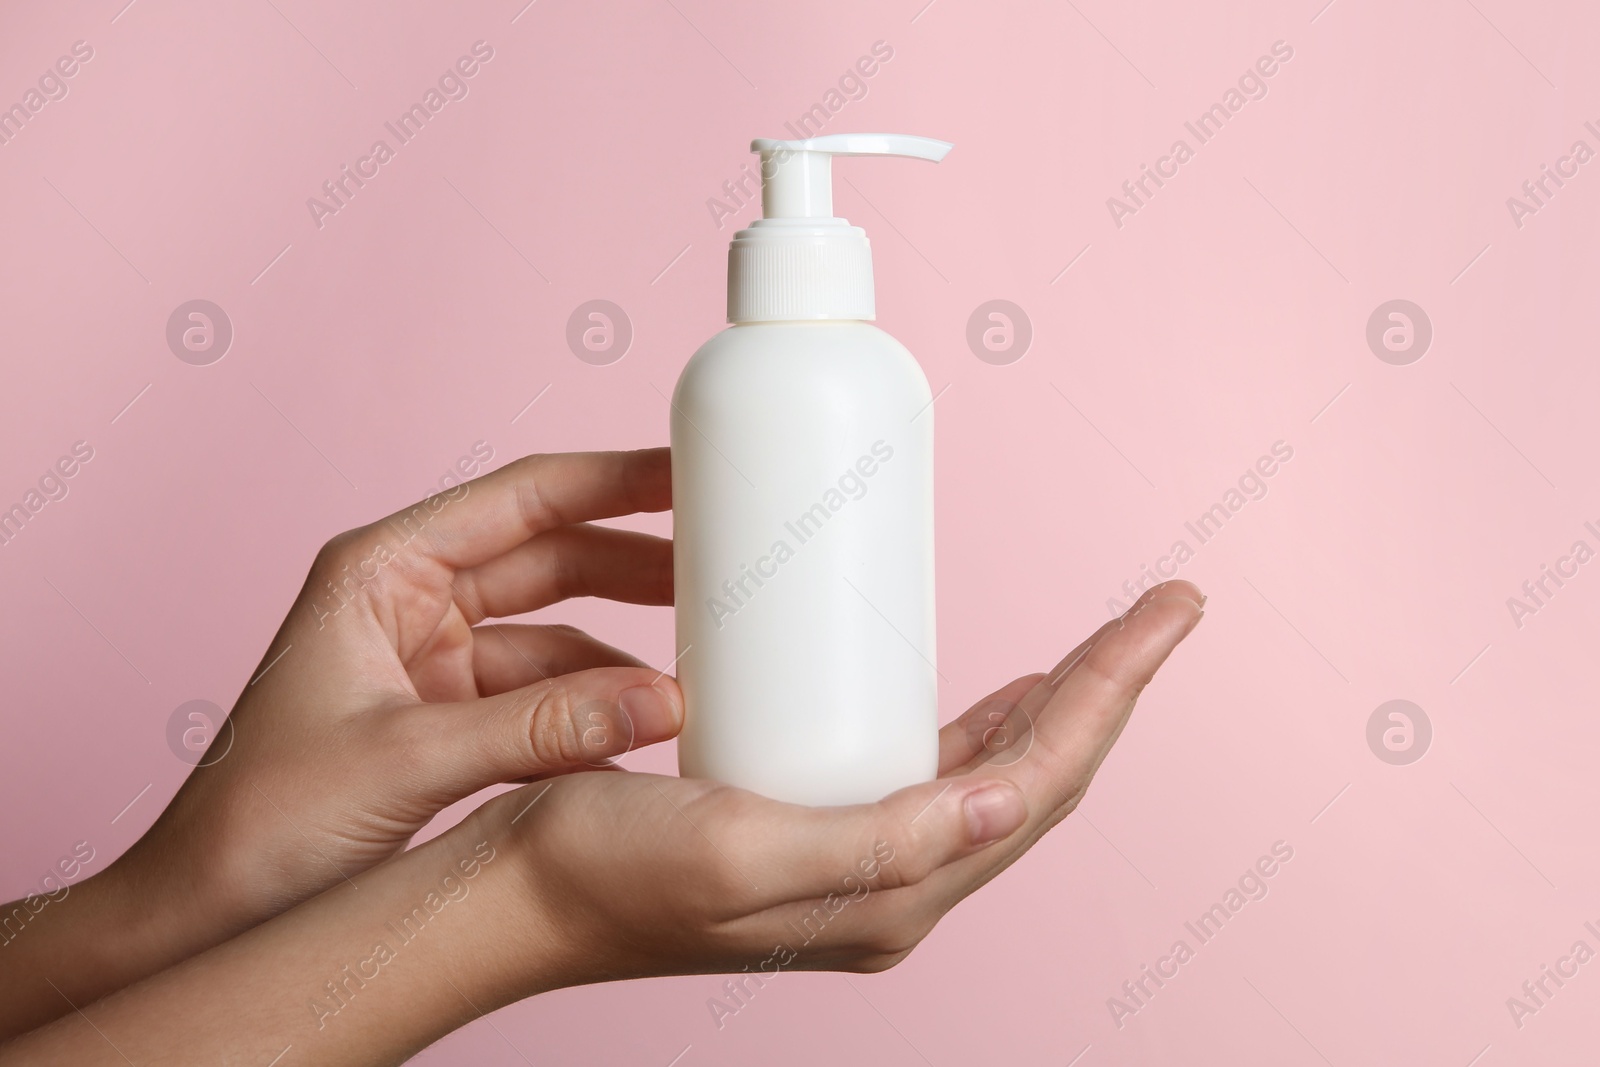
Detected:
left=672, top=133, right=951, bottom=806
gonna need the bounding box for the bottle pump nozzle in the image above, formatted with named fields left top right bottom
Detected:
left=726, top=133, right=953, bottom=324
left=750, top=134, right=953, bottom=220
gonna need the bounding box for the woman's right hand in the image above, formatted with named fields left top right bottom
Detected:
left=488, top=579, right=1204, bottom=993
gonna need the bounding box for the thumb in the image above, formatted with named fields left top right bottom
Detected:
left=404, top=667, right=684, bottom=801
left=743, top=775, right=1032, bottom=907
left=859, top=776, right=1032, bottom=892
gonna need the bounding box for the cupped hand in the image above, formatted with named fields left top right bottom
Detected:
left=477, top=581, right=1203, bottom=993
left=125, top=448, right=683, bottom=931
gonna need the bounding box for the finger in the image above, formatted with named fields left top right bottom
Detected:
left=398, top=668, right=684, bottom=801
left=989, top=581, right=1204, bottom=814
left=471, top=623, right=650, bottom=696
left=452, top=524, right=673, bottom=623
left=936, top=601, right=1147, bottom=780
left=706, top=774, right=1030, bottom=914
left=374, top=449, right=670, bottom=571
left=937, top=674, right=1046, bottom=773
left=875, top=582, right=1204, bottom=920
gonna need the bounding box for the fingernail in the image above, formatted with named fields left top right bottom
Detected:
left=617, top=685, right=680, bottom=741
left=963, top=784, right=1027, bottom=847
left=1184, top=607, right=1205, bottom=637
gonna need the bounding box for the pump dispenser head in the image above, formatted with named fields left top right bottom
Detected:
left=727, top=134, right=952, bottom=324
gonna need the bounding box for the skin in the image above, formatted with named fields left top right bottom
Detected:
left=0, top=449, right=1203, bottom=1064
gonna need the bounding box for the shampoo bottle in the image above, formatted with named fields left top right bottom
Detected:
left=672, top=133, right=951, bottom=806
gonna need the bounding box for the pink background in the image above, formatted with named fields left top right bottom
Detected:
left=3, top=0, right=1597, bottom=1062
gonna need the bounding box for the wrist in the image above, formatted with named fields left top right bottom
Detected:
left=274, top=810, right=579, bottom=1052
left=111, top=816, right=255, bottom=946
left=442, top=803, right=586, bottom=1005
left=0, top=810, right=589, bottom=1065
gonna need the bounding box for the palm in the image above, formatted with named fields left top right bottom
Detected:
left=496, top=582, right=1202, bottom=983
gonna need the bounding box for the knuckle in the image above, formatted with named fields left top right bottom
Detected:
left=889, top=845, right=937, bottom=890
left=683, top=794, right=763, bottom=915
left=968, top=697, right=1034, bottom=764
left=846, top=952, right=909, bottom=974
left=313, top=528, right=365, bottom=571
left=548, top=538, right=584, bottom=600
left=304, top=525, right=412, bottom=629
left=1025, top=728, right=1094, bottom=803
left=542, top=622, right=587, bottom=639
left=864, top=914, right=930, bottom=959
left=511, top=457, right=557, bottom=531
left=310, top=526, right=398, bottom=587
left=523, top=685, right=588, bottom=767
left=847, top=941, right=922, bottom=973
left=872, top=812, right=935, bottom=890
left=1079, top=648, right=1150, bottom=709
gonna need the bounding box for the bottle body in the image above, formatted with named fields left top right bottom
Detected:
left=672, top=321, right=937, bottom=806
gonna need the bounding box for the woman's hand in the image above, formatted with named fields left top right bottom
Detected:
left=153, top=448, right=680, bottom=917
left=0, top=449, right=683, bottom=1038
left=488, top=580, right=1205, bottom=989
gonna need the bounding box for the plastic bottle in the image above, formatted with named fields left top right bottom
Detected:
left=672, top=133, right=951, bottom=806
